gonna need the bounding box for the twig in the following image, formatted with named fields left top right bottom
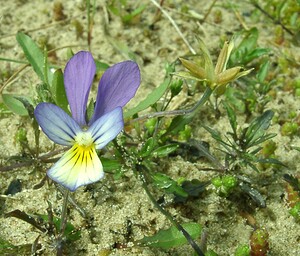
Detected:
left=149, top=0, right=196, bottom=54
left=251, top=1, right=294, bottom=36
left=202, top=0, right=218, bottom=22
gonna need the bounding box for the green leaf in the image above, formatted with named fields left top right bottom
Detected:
left=223, top=101, right=237, bottom=135
left=244, top=48, right=269, bottom=64
left=94, top=59, right=110, bottom=73
left=139, top=137, right=156, bottom=157
left=152, top=144, right=179, bottom=157
left=164, top=114, right=194, bottom=137
left=174, top=71, right=206, bottom=82
left=124, top=77, right=171, bottom=118
left=151, top=172, right=188, bottom=197
left=2, top=94, right=28, bottom=116
left=16, top=32, right=49, bottom=85
left=100, top=157, right=122, bottom=172
left=257, top=60, right=270, bottom=83
left=0, top=237, right=15, bottom=250
left=244, top=110, right=274, bottom=148
left=51, top=69, right=69, bottom=113
left=138, top=222, right=202, bottom=249
left=239, top=182, right=266, bottom=208
left=0, top=237, right=32, bottom=255
left=174, top=179, right=210, bottom=203
left=122, top=5, right=146, bottom=24
left=38, top=214, right=81, bottom=241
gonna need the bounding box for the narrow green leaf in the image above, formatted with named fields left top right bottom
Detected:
left=257, top=60, right=270, bottom=83
left=151, top=172, right=188, bottom=197
left=152, top=144, right=179, bottom=158
left=174, top=71, right=206, bottom=82
left=175, top=179, right=210, bottom=203
left=223, top=101, right=237, bottom=135
left=283, top=174, right=300, bottom=192
left=239, top=182, right=266, bottom=208
left=100, top=157, right=122, bottom=172
left=164, top=115, right=189, bottom=136
left=94, top=59, right=110, bottom=73
left=51, top=69, right=69, bottom=113
left=138, top=222, right=202, bottom=249
left=139, top=137, right=156, bottom=157
left=16, top=32, right=48, bottom=84
left=122, top=5, right=146, bottom=23
left=38, top=214, right=81, bottom=241
left=124, top=77, right=171, bottom=118
left=245, top=110, right=274, bottom=147
left=2, top=94, right=28, bottom=116
left=244, top=48, right=269, bottom=63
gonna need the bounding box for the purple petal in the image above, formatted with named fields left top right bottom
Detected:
left=64, top=51, right=96, bottom=126
left=90, top=61, right=140, bottom=124
left=88, top=107, right=124, bottom=149
left=34, top=103, right=81, bottom=146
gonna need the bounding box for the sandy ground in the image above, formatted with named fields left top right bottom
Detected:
left=0, top=0, right=300, bottom=255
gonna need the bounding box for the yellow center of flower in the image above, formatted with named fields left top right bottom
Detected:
left=69, top=132, right=96, bottom=171
left=74, top=132, right=94, bottom=149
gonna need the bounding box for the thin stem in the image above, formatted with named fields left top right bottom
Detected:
left=56, top=188, right=70, bottom=256
left=251, top=1, right=294, bottom=36
left=137, top=165, right=205, bottom=256
left=149, top=0, right=196, bottom=54
left=202, top=0, right=218, bottom=22
left=127, top=87, right=213, bottom=124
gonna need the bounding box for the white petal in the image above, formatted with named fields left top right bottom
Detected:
left=47, top=144, right=104, bottom=191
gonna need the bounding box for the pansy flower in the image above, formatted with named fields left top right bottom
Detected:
left=34, top=51, right=140, bottom=191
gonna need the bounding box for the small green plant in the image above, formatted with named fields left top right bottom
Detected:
left=107, top=0, right=146, bottom=25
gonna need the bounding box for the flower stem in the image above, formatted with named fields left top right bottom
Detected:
left=136, top=164, right=205, bottom=256
left=128, top=87, right=213, bottom=124
left=56, top=188, right=70, bottom=256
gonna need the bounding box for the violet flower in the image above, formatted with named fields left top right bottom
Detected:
left=34, top=51, right=140, bottom=191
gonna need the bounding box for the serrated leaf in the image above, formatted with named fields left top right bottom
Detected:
left=2, top=94, right=28, bottom=116
left=138, top=222, right=202, bottom=249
